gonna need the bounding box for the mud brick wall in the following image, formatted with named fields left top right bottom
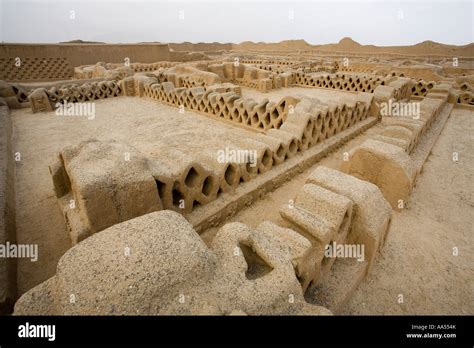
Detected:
left=411, top=80, right=435, bottom=97
left=169, top=42, right=232, bottom=52
left=16, top=163, right=393, bottom=316
left=295, top=72, right=388, bottom=93
left=343, top=90, right=451, bottom=210
left=41, top=76, right=374, bottom=244
left=0, top=44, right=172, bottom=82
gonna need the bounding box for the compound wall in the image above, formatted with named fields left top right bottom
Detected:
left=0, top=44, right=172, bottom=81
left=169, top=42, right=232, bottom=52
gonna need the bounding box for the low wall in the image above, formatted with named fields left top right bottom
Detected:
left=342, top=89, right=453, bottom=210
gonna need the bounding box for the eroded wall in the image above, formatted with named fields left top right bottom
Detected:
left=0, top=44, right=171, bottom=81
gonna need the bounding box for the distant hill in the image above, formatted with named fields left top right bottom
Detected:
left=58, top=38, right=474, bottom=57
left=234, top=39, right=312, bottom=52
left=60, top=39, right=105, bottom=44
left=316, top=38, right=474, bottom=56
left=169, top=42, right=232, bottom=52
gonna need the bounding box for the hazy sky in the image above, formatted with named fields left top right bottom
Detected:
left=1, top=0, right=472, bottom=46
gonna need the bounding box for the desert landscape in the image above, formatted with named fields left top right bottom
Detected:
left=0, top=0, right=473, bottom=320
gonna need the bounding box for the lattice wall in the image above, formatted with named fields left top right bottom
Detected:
left=0, top=57, right=72, bottom=81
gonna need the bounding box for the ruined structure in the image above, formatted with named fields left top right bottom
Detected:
left=0, top=40, right=472, bottom=316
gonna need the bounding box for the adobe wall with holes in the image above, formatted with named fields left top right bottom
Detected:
left=73, top=62, right=178, bottom=79
left=0, top=44, right=172, bottom=81
left=15, top=162, right=393, bottom=315
left=295, top=72, right=388, bottom=93
left=411, top=80, right=436, bottom=97
left=34, top=74, right=374, bottom=245
left=169, top=62, right=293, bottom=92
left=140, top=79, right=372, bottom=133
left=240, top=59, right=294, bottom=66
left=412, top=80, right=474, bottom=105
left=333, top=64, right=474, bottom=106
left=27, top=80, right=122, bottom=113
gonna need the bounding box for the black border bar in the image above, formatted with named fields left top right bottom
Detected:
left=0, top=315, right=472, bottom=346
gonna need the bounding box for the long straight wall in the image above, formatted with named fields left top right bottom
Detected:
left=0, top=43, right=172, bottom=81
